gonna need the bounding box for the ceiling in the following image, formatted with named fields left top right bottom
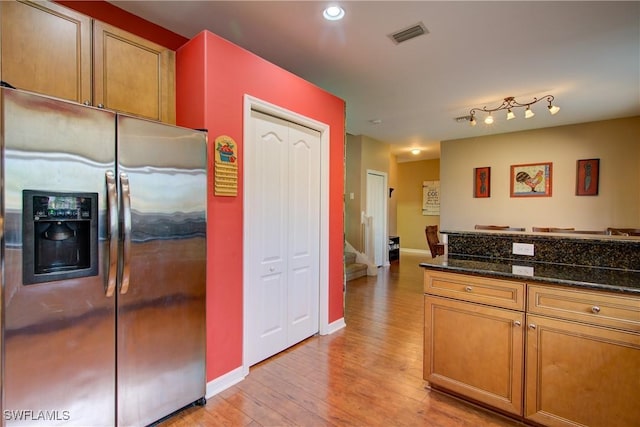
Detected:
left=110, top=1, right=640, bottom=162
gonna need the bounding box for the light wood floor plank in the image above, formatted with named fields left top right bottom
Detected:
left=159, top=254, right=520, bottom=426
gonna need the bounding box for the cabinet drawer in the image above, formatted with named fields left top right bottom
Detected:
left=424, top=271, right=525, bottom=311
left=528, top=285, right=640, bottom=332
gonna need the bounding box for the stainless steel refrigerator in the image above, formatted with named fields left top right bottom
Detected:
left=0, top=88, right=207, bottom=426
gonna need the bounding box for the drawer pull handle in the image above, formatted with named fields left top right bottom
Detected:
left=591, top=306, right=601, bottom=314
left=514, top=320, right=521, bottom=327
left=465, top=286, right=473, bottom=292
left=528, top=324, right=537, bottom=330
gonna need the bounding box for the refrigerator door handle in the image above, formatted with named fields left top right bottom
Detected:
left=106, top=170, right=118, bottom=297
left=120, top=172, right=132, bottom=294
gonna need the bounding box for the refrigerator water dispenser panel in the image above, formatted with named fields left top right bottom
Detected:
left=23, top=190, right=99, bottom=285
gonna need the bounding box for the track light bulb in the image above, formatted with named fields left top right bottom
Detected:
left=469, top=116, right=476, bottom=126
left=484, top=114, right=494, bottom=125
left=525, top=107, right=535, bottom=119
left=506, top=109, right=515, bottom=120
left=548, top=104, right=560, bottom=115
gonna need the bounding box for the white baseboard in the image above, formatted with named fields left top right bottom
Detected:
left=400, top=248, right=431, bottom=255
left=205, top=366, right=245, bottom=398
left=323, top=317, right=346, bottom=335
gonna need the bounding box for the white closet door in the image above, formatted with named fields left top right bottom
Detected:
left=366, top=171, right=386, bottom=266
left=287, top=121, right=320, bottom=345
left=247, top=110, right=320, bottom=366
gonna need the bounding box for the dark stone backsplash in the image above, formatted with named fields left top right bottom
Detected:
left=444, top=231, right=640, bottom=271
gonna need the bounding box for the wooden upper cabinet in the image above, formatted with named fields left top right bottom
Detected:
left=0, top=0, right=92, bottom=103
left=93, top=21, right=175, bottom=124
left=1, top=1, right=175, bottom=124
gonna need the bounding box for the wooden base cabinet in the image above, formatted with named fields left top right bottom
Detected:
left=525, top=315, right=640, bottom=427
left=525, top=285, right=640, bottom=427
left=424, top=271, right=640, bottom=426
left=423, top=271, right=526, bottom=416
left=424, top=295, right=525, bottom=415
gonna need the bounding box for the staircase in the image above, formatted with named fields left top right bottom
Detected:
left=345, top=251, right=367, bottom=281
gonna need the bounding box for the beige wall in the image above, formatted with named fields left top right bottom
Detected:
left=345, top=134, right=362, bottom=250
left=388, top=154, right=398, bottom=237
left=396, top=159, right=441, bottom=250
left=345, top=134, right=393, bottom=252
left=440, top=116, right=640, bottom=232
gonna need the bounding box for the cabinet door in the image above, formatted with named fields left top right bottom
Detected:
left=1, top=0, right=91, bottom=103
left=424, top=295, right=525, bottom=415
left=93, top=21, right=175, bottom=123
left=525, top=315, right=640, bottom=427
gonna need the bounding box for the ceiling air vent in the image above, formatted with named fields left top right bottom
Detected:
left=389, top=22, right=428, bottom=44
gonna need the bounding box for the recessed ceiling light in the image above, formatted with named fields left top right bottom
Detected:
left=369, top=119, right=382, bottom=125
left=411, top=149, right=421, bottom=155
left=323, top=5, right=345, bottom=21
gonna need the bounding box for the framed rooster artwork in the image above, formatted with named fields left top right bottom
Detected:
left=510, top=162, right=552, bottom=197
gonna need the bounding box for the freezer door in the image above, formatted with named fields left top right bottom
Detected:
left=1, top=89, right=117, bottom=426
left=116, top=115, right=207, bottom=426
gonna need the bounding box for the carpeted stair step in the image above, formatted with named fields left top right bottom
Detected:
left=344, top=251, right=367, bottom=281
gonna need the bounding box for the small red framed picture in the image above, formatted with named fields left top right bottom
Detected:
left=576, top=158, right=599, bottom=196
left=474, top=167, right=490, bottom=198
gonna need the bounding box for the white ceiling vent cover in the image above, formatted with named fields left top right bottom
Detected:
left=389, top=22, right=429, bottom=44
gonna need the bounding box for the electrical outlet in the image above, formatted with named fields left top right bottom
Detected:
left=512, top=265, right=534, bottom=276
left=513, top=242, right=535, bottom=256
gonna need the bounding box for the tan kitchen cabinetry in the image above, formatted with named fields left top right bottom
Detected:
left=424, top=270, right=640, bottom=426
left=525, top=285, right=640, bottom=427
left=423, top=271, right=526, bottom=415
left=1, top=0, right=175, bottom=123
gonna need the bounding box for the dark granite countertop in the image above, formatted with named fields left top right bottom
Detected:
left=419, top=255, right=640, bottom=295
left=441, top=229, right=640, bottom=242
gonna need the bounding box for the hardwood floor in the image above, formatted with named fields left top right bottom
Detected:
left=159, top=253, right=521, bottom=426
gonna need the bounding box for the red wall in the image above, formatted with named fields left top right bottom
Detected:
left=55, top=1, right=188, bottom=50
left=176, top=31, right=346, bottom=381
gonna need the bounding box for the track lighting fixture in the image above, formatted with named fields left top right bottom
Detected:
left=468, top=95, right=559, bottom=126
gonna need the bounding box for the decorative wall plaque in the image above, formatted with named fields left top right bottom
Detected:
left=214, top=135, right=238, bottom=196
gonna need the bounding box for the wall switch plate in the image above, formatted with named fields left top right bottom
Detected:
left=513, top=242, right=535, bottom=256
left=512, top=265, right=534, bottom=276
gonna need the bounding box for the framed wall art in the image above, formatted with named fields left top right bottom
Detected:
left=474, top=167, right=491, bottom=198
left=422, top=180, right=440, bottom=216
left=576, top=158, right=599, bottom=196
left=510, top=162, right=552, bottom=197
